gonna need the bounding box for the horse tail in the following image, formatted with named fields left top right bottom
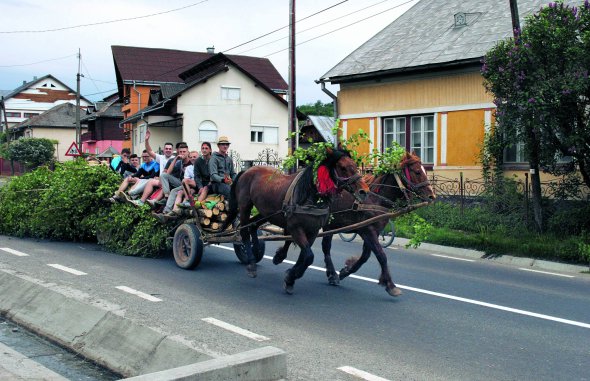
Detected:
left=226, top=170, right=245, bottom=226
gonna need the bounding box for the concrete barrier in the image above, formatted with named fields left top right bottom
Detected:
left=0, top=271, right=287, bottom=380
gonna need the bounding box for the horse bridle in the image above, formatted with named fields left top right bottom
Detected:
left=334, top=173, right=365, bottom=201
left=394, top=164, right=431, bottom=202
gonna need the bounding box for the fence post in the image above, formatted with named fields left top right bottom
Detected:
left=460, top=171, right=464, bottom=216
left=524, top=172, right=529, bottom=224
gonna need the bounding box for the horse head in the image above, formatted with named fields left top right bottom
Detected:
left=323, top=147, right=369, bottom=202
left=399, top=151, right=436, bottom=202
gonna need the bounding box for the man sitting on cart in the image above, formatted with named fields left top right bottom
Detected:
left=208, top=136, right=236, bottom=199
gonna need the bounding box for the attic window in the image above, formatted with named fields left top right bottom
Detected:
left=454, top=12, right=467, bottom=27
left=42, top=83, right=47, bottom=87
left=51, top=84, right=56, bottom=87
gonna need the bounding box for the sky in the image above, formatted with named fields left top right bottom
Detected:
left=0, top=0, right=419, bottom=106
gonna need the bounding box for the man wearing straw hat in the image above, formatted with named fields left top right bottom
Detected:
left=208, top=136, right=236, bottom=199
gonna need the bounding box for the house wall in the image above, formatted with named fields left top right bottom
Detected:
left=337, top=69, right=495, bottom=175
left=176, top=67, right=288, bottom=161
left=130, top=119, right=182, bottom=155
left=27, top=127, right=86, bottom=161
left=122, top=84, right=154, bottom=151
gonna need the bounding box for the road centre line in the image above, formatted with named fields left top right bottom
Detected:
left=261, top=256, right=590, bottom=330
left=115, top=286, right=162, bottom=302
left=202, top=317, right=270, bottom=341
left=47, top=264, right=87, bottom=276
left=431, top=254, right=475, bottom=262
left=0, top=247, right=29, bottom=257
left=518, top=268, right=575, bottom=278
left=338, top=366, right=390, bottom=381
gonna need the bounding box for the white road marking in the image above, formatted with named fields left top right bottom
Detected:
left=262, top=257, right=590, bottom=330
left=115, top=286, right=162, bottom=302
left=212, top=244, right=234, bottom=251
left=47, top=264, right=87, bottom=276
left=431, top=254, right=475, bottom=262
left=338, top=366, right=390, bottom=381
left=202, top=317, right=269, bottom=341
left=0, top=248, right=29, bottom=257
left=518, top=268, right=575, bottom=278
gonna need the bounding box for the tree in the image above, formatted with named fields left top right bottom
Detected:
left=482, top=1, right=590, bottom=231
left=7, top=138, right=55, bottom=169
left=297, top=100, right=334, bottom=117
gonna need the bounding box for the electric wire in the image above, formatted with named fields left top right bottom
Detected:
left=235, top=0, right=391, bottom=55
left=221, top=0, right=348, bottom=53
left=0, top=54, right=77, bottom=67
left=0, top=0, right=208, bottom=33
left=263, top=0, right=415, bottom=57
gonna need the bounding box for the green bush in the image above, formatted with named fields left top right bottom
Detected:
left=0, top=160, right=171, bottom=257
left=6, top=138, right=55, bottom=169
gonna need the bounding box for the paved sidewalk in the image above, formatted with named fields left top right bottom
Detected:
left=0, top=341, right=69, bottom=381
left=393, top=237, right=590, bottom=275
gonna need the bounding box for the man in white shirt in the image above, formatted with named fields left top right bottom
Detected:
left=136, top=128, right=176, bottom=203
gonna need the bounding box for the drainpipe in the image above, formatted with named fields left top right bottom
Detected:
left=131, top=81, right=141, bottom=152
left=316, top=80, right=338, bottom=144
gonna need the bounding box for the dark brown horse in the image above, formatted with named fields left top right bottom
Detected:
left=273, top=151, right=435, bottom=297
left=227, top=148, right=369, bottom=294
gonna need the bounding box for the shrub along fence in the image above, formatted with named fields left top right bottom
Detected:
left=429, top=172, right=590, bottom=234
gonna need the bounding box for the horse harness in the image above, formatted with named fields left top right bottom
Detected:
left=282, top=170, right=330, bottom=224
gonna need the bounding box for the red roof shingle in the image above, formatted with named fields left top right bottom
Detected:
left=112, top=45, right=287, bottom=91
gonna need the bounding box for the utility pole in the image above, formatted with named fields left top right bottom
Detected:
left=76, top=48, right=81, bottom=152
left=0, top=96, right=6, bottom=135
left=288, top=0, right=297, bottom=163
left=508, top=0, right=521, bottom=34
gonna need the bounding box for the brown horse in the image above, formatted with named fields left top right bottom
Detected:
left=227, top=148, right=369, bottom=294
left=273, top=151, right=435, bottom=297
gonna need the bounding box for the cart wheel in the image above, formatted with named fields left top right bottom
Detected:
left=379, top=220, right=396, bottom=248
left=338, top=232, right=357, bottom=242
left=234, top=231, right=266, bottom=264
left=173, top=224, right=203, bottom=269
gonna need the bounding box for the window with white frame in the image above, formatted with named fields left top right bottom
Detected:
left=139, top=123, right=146, bottom=143
left=199, top=120, right=218, bottom=143
left=250, top=126, right=278, bottom=144
left=383, top=117, right=406, bottom=148
left=382, top=115, right=434, bottom=164
left=410, top=115, right=434, bottom=164
left=221, top=86, right=240, bottom=100
left=504, top=141, right=526, bottom=163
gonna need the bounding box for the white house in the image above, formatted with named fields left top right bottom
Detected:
left=121, top=53, right=289, bottom=164
left=1, top=75, right=91, bottom=130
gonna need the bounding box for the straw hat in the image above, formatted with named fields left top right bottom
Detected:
left=217, top=136, right=231, bottom=144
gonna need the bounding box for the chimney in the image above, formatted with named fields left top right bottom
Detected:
left=206, top=46, right=215, bottom=54
left=23, top=80, right=26, bottom=85
left=33, top=76, right=38, bottom=80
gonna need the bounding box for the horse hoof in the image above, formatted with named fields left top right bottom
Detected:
left=328, top=275, right=340, bottom=286
left=272, top=255, right=283, bottom=265
left=386, top=287, right=402, bottom=297
left=338, top=268, right=349, bottom=281
left=246, top=264, right=257, bottom=278
left=283, top=282, right=294, bottom=295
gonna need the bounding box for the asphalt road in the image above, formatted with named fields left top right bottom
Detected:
left=1, top=234, right=589, bottom=381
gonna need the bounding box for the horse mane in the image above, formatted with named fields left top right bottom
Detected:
left=292, top=149, right=351, bottom=205
left=292, top=166, right=316, bottom=205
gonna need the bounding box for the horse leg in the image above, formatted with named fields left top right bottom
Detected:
left=321, top=235, right=339, bottom=286
left=339, top=239, right=371, bottom=281
left=361, top=229, right=401, bottom=297
left=284, top=230, right=314, bottom=295
left=273, top=240, right=291, bottom=265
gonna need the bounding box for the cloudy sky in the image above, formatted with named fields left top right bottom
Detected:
left=0, top=0, right=418, bottom=105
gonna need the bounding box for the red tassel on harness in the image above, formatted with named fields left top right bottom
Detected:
left=316, top=165, right=337, bottom=195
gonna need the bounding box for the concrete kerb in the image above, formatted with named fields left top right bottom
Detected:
left=0, top=271, right=287, bottom=380
left=393, top=238, right=590, bottom=274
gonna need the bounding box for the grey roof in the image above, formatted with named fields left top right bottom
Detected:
left=13, top=103, right=81, bottom=129
left=321, top=0, right=582, bottom=82
left=306, top=115, right=336, bottom=144
left=81, top=98, right=123, bottom=122
left=97, top=146, right=119, bottom=158
left=160, top=83, right=188, bottom=99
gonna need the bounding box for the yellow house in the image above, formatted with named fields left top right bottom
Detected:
left=318, top=0, right=580, bottom=179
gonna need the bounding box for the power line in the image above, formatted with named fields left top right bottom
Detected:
left=0, top=54, right=76, bottom=67
left=153, top=0, right=350, bottom=80
left=236, top=0, right=391, bottom=55
left=221, top=0, right=349, bottom=53
left=80, top=59, right=101, bottom=93
left=0, top=1, right=208, bottom=34
left=82, top=88, right=118, bottom=97
left=264, top=0, right=415, bottom=58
